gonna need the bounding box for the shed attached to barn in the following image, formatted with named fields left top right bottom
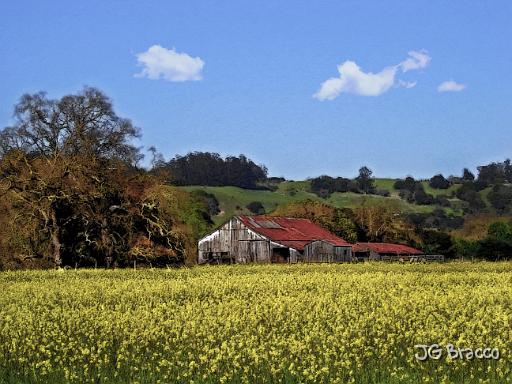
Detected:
left=198, top=215, right=352, bottom=264
left=352, top=242, right=423, bottom=261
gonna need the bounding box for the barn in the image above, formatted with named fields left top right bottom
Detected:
left=352, top=242, right=423, bottom=261
left=198, top=215, right=352, bottom=264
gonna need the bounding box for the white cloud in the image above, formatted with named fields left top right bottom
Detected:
left=314, top=50, right=430, bottom=100
left=135, top=44, right=204, bottom=82
left=314, top=61, right=397, bottom=100
left=400, top=50, right=431, bottom=72
left=398, top=80, right=417, bottom=89
left=437, top=80, right=466, bottom=92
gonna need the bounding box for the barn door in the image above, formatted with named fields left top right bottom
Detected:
left=247, top=241, right=267, bottom=262
left=271, top=247, right=290, bottom=263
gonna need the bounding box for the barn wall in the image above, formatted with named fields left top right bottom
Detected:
left=304, top=241, right=351, bottom=262
left=198, top=218, right=272, bottom=263
left=368, top=250, right=381, bottom=261
left=334, top=246, right=352, bottom=262
left=304, top=241, right=331, bottom=262
left=289, top=249, right=299, bottom=263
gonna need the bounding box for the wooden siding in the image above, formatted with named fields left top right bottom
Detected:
left=198, top=217, right=350, bottom=264
left=199, top=217, right=296, bottom=264
left=303, top=240, right=352, bottom=262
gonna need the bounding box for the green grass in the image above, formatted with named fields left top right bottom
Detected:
left=275, top=180, right=311, bottom=194
left=182, top=177, right=499, bottom=227
left=374, top=178, right=466, bottom=215
left=183, top=181, right=445, bottom=226
left=420, top=181, right=461, bottom=197
left=375, top=178, right=462, bottom=198
left=326, top=192, right=436, bottom=213
left=182, top=185, right=322, bottom=225
left=479, top=186, right=494, bottom=208
left=374, top=178, right=400, bottom=196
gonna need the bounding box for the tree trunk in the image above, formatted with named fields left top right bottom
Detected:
left=101, top=218, right=113, bottom=269
left=50, top=210, right=62, bottom=267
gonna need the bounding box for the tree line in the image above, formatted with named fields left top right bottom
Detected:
left=273, top=199, right=512, bottom=261
left=154, top=152, right=268, bottom=189
left=272, top=199, right=455, bottom=257
left=0, top=88, right=213, bottom=269
left=308, top=167, right=384, bottom=198
left=152, top=147, right=511, bottom=217
left=308, top=162, right=512, bottom=215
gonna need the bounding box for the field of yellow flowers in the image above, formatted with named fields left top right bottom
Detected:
left=1, top=263, right=511, bottom=383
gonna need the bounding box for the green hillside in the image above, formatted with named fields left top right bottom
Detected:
left=374, top=178, right=462, bottom=197
left=182, top=179, right=460, bottom=225
left=182, top=177, right=505, bottom=226
left=327, top=192, right=436, bottom=213
left=182, top=185, right=319, bottom=225
left=479, top=186, right=494, bottom=208
left=374, top=178, right=400, bottom=196
left=421, top=180, right=461, bottom=197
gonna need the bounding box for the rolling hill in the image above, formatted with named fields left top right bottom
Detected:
left=182, top=179, right=472, bottom=226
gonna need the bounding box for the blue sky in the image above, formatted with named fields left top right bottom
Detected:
left=1, top=1, right=511, bottom=179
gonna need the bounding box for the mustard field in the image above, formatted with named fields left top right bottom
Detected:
left=1, top=263, right=511, bottom=383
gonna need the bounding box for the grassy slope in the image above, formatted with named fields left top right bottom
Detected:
left=479, top=186, right=494, bottom=208
left=183, top=179, right=503, bottom=240
left=375, top=178, right=462, bottom=197
left=182, top=184, right=321, bottom=225
left=327, top=192, right=436, bottom=213
left=421, top=181, right=461, bottom=197
left=183, top=179, right=446, bottom=225
left=374, top=178, right=400, bottom=196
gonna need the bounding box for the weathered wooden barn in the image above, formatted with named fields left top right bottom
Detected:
left=198, top=215, right=352, bottom=264
left=352, top=242, right=423, bottom=261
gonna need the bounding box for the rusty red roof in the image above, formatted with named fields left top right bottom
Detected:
left=237, top=215, right=350, bottom=250
left=353, top=242, right=423, bottom=255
